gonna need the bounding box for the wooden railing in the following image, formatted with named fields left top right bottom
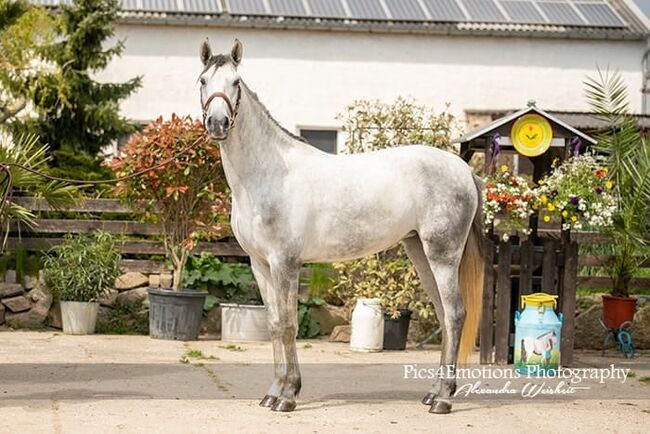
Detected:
left=8, top=197, right=247, bottom=273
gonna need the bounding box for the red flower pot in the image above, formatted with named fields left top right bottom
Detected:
left=602, top=295, right=637, bottom=329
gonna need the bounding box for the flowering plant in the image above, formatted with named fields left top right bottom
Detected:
left=483, top=164, right=536, bottom=240
left=536, top=154, right=616, bottom=231
left=109, top=114, right=230, bottom=290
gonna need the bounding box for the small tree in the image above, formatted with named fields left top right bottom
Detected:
left=584, top=69, right=650, bottom=298
left=109, top=115, right=229, bottom=290
left=0, top=0, right=55, bottom=124
left=16, top=0, right=141, bottom=158
left=329, top=98, right=458, bottom=320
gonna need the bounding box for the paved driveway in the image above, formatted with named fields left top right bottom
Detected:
left=0, top=331, right=648, bottom=433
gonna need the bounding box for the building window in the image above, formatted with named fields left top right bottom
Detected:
left=300, top=129, right=337, bottom=154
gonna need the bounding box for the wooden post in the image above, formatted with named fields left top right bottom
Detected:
left=519, top=239, right=533, bottom=295
left=479, top=228, right=496, bottom=364
left=541, top=239, right=557, bottom=294
left=494, top=241, right=513, bottom=365
left=560, top=240, right=578, bottom=366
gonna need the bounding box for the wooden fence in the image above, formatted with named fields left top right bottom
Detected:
left=7, top=197, right=247, bottom=273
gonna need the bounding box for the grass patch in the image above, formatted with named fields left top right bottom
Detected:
left=628, top=371, right=636, bottom=378
left=180, top=348, right=219, bottom=363
left=303, top=343, right=313, bottom=349
left=639, top=376, right=650, bottom=384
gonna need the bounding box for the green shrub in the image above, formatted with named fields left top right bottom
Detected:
left=43, top=231, right=121, bottom=302
left=183, top=252, right=257, bottom=304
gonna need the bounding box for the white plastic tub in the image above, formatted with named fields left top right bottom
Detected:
left=220, top=303, right=270, bottom=341
left=350, top=298, right=384, bottom=352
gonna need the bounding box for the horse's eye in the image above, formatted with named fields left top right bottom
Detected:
left=199, top=77, right=206, bottom=86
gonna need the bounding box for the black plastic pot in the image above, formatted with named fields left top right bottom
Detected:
left=148, top=288, right=206, bottom=341
left=383, top=309, right=412, bottom=350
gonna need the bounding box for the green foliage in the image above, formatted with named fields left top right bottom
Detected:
left=0, top=0, right=55, bottom=124
left=305, top=263, right=337, bottom=299
left=14, top=0, right=141, bottom=156
left=95, top=301, right=148, bottom=335
left=297, top=296, right=326, bottom=339
left=109, top=115, right=230, bottom=290
left=49, top=148, right=116, bottom=194
left=336, top=97, right=457, bottom=154
left=0, top=133, right=77, bottom=250
left=584, top=69, right=650, bottom=297
left=43, top=230, right=121, bottom=302
left=183, top=252, right=254, bottom=301
left=332, top=246, right=435, bottom=320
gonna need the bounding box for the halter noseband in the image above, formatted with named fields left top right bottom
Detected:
left=201, top=84, right=242, bottom=130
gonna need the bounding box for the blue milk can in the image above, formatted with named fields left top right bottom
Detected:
left=514, top=293, right=563, bottom=376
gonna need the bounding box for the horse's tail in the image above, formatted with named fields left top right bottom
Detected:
left=458, top=175, right=485, bottom=364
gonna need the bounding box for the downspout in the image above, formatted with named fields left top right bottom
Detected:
left=642, top=37, right=650, bottom=114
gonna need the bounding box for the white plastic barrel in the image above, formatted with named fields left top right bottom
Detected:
left=350, top=298, right=384, bottom=352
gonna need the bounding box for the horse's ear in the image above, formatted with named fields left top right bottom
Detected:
left=200, top=38, right=212, bottom=66
left=231, top=39, right=243, bottom=66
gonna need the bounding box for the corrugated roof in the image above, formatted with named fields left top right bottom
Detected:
left=466, top=109, right=650, bottom=130
left=31, top=0, right=649, bottom=40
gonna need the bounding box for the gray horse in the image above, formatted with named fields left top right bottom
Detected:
left=197, top=39, right=484, bottom=414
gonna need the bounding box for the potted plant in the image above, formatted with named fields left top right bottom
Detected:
left=333, top=247, right=435, bottom=350
left=585, top=70, right=650, bottom=328
left=483, top=164, right=536, bottom=242
left=109, top=114, right=229, bottom=340
left=43, top=231, right=121, bottom=335
left=183, top=252, right=269, bottom=341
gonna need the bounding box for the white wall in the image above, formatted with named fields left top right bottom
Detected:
left=99, top=24, right=646, bottom=147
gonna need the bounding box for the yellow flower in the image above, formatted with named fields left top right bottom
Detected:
left=603, top=167, right=609, bottom=174
left=547, top=203, right=556, bottom=212
left=540, top=194, right=548, bottom=205
left=538, top=179, right=545, bottom=185
left=532, top=203, right=539, bottom=210
left=543, top=215, right=551, bottom=222
left=571, top=215, right=578, bottom=222
left=562, top=210, right=568, bottom=218
left=605, top=180, right=613, bottom=189
left=500, top=165, right=508, bottom=173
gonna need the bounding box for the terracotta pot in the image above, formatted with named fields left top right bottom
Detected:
left=602, top=295, right=637, bottom=329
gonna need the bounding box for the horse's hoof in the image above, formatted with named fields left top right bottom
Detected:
left=429, top=400, right=452, bottom=414
left=421, top=392, right=436, bottom=406
left=271, top=398, right=296, bottom=412
left=259, top=395, right=277, bottom=407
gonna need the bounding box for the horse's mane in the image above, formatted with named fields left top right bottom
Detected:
left=241, top=81, right=308, bottom=144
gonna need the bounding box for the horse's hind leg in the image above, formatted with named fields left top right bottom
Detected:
left=251, top=257, right=302, bottom=412
left=402, top=236, right=447, bottom=405
left=418, top=236, right=466, bottom=414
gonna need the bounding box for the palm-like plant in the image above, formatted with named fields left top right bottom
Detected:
left=584, top=69, right=650, bottom=297
left=0, top=132, right=77, bottom=250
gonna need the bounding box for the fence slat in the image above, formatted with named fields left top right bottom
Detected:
left=12, top=197, right=132, bottom=213
left=6, top=238, right=247, bottom=257
left=519, top=240, right=533, bottom=295
left=479, top=237, right=496, bottom=364
left=13, top=219, right=163, bottom=236
left=577, top=276, right=650, bottom=290
left=494, top=241, right=513, bottom=365
left=560, top=241, right=578, bottom=366
left=541, top=239, right=557, bottom=293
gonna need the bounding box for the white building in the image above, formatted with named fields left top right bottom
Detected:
left=38, top=0, right=650, bottom=152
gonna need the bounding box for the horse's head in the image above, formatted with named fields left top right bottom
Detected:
left=198, top=38, right=243, bottom=140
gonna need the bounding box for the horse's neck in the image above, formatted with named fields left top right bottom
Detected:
left=220, top=84, right=302, bottom=199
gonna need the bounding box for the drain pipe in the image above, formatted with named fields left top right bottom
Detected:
left=642, top=39, right=650, bottom=114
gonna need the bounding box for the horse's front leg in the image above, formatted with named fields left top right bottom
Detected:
left=251, top=256, right=302, bottom=412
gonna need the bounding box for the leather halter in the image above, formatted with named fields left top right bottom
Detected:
left=201, top=85, right=242, bottom=130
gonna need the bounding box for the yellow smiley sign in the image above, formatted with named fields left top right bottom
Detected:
left=510, top=114, right=553, bottom=157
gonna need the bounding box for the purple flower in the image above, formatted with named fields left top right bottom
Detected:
left=595, top=186, right=603, bottom=194
left=570, top=196, right=580, bottom=206
left=550, top=190, right=558, bottom=198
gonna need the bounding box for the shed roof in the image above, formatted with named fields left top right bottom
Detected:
left=456, top=105, right=597, bottom=146
left=32, top=0, right=649, bottom=40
